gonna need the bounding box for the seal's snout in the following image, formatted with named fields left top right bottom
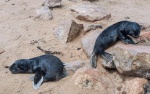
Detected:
left=9, top=64, right=17, bottom=74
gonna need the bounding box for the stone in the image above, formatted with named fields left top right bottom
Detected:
left=70, top=2, right=111, bottom=22
left=122, top=78, right=147, bottom=94
left=83, top=24, right=102, bottom=34
left=136, top=31, right=150, bottom=46
left=42, top=0, right=62, bottom=8
left=54, top=19, right=83, bottom=43
left=112, top=44, right=150, bottom=79
left=64, top=60, right=85, bottom=72
left=35, top=6, right=53, bottom=20
left=81, top=30, right=100, bottom=58
left=71, top=67, right=122, bottom=94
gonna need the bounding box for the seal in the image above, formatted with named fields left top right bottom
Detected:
left=90, top=20, right=141, bottom=68
left=9, top=54, right=66, bottom=90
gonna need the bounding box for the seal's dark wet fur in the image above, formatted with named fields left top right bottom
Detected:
left=10, top=54, right=66, bottom=84
left=91, top=21, right=141, bottom=68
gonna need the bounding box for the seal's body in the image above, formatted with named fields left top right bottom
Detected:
left=91, top=21, right=141, bottom=68
left=10, top=54, right=66, bottom=90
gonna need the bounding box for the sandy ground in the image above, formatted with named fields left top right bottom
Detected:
left=0, top=0, right=150, bottom=94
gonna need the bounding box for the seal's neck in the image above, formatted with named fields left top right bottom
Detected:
left=27, top=59, right=38, bottom=73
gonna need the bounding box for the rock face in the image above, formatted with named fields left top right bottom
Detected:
left=42, top=0, right=62, bottom=8
left=112, top=44, right=150, bottom=79
left=54, top=19, right=83, bottom=43
left=35, top=6, right=53, bottom=20
left=81, top=30, right=100, bottom=58
left=70, top=2, right=111, bottom=22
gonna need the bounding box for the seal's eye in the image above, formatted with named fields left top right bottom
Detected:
left=17, top=64, right=24, bottom=70
left=129, top=30, right=134, bottom=36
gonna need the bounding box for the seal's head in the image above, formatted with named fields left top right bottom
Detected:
left=10, top=59, right=29, bottom=74
left=126, top=22, right=141, bottom=38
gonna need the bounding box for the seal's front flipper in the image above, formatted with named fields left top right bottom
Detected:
left=32, top=67, right=45, bottom=90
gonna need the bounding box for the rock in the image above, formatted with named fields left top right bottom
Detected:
left=42, top=0, right=61, bottom=8
left=112, top=44, right=150, bottom=79
left=70, top=2, right=111, bottom=22
left=81, top=30, right=100, bottom=58
left=136, top=32, right=150, bottom=46
left=72, top=67, right=122, bottom=94
left=35, top=6, right=53, bottom=20
left=64, top=60, right=85, bottom=72
left=83, top=24, right=102, bottom=34
left=122, top=78, right=147, bottom=94
left=54, top=19, right=83, bottom=43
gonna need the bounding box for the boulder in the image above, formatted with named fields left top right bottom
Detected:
left=42, top=0, right=62, bottom=8
left=81, top=30, right=100, bottom=58
left=70, top=2, right=111, bottom=22
left=71, top=67, right=121, bottom=93
left=112, top=44, right=150, bottom=79
left=35, top=6, right=53, bottom=20
left=54, top=19, right=83, bottom=43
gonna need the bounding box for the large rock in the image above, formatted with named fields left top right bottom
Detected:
left=70, top=2, right=111, bottom=22
left=71, top=67, right=123, bottom=93
left=35, top=6, right=53, bottom=20
left=54, top=19, right=83, bottom=43
left=81, top=30, right=100, bottom=58
left=42, top=0, right=62, bottom=8
left=112, top=44, right=150, bottom=79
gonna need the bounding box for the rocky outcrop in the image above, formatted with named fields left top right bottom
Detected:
left=54, top=19, right=83, bottom=43
left=70, top=2, right=111, bottom=22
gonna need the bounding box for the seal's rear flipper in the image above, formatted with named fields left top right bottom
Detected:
left=32, top=67, right=45, bottom=90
